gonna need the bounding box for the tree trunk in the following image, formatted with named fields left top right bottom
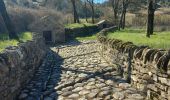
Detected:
left=85, top=1, right=88, bottom=22
left=0, top=0, right=18, bottom=39
left=118, top=0, right=125, bottom=30
left=111, top=0, right=119, bottom=25
left=87, top=0, right=95, bottom=24
left=114, top=9, right=118, bottom=21
left=122, top=7, right=127, bottom=29
left=147, top=0, right=155, bottom=37
left=118, top=0, right=128, bottom=30
left=91, top=2, right=95, bottom=24
left=71, top=0, right=80, bottom=23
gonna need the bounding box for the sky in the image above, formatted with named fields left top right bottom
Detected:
left=94, top=0, right=108, bottom=4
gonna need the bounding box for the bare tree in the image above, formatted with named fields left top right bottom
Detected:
left=146, top=0, right=155, bottom=37
left=71, top=0, right=80, bottom=23
left=110, top=0, right=119, bottom=24
left=119, top=0, right=129, bottom=30
left=84, top=0, right=88, bottom=22
left=87, top=0, right=95, bottom=24
left=0, top=0, right=18, bottom=39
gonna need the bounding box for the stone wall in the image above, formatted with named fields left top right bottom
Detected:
left=0, top=33, right=47, bottom=100
left=97, top=26, right=170, bottom=100
left=65, top=25, right=99, bottom=40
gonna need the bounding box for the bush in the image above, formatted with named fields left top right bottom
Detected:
left=6, top=6, right=64, bottom=33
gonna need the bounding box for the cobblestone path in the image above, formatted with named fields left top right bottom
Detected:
left=18, top=40, right=146, bottom=100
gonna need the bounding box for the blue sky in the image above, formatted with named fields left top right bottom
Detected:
left=94, top=0, right=107, bottom=3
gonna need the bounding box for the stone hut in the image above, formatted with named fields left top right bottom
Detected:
left=28, top=15, right=65, bottom=43
left=97, top=20, right=107, bottom=29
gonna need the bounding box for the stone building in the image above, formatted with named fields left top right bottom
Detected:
left=28, top=15, right=65, bottom=43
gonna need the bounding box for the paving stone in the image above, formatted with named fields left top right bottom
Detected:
left=98, top=90, right=110, bottom=98
left=62, top=91, right=72, bottom=96
left=128, top=94, right=145, bottom=100
left=19, top=93, right=28, bottom=99
left=79, top=90, right=90, bottom=95
left=87, top=92, right=98, bottom=98
left=105, top=80, right=114, bottom=85
left=119, top=83, right=131, bottom=89
left=72, top=87, right=84, bottom=92
left=112, top=92, right=125, bottom=100
left=18, top=40, right=146, bottom=100
left=78, top=73, right=88, bottom=78
left=68, top=94, right=80, bottom=99
left=44, top=96, right=53, bottom=100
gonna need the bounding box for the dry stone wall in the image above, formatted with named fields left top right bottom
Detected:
left=97, top=26, right=170, bottom=100
left=0, top=33, right=47, bottom=100
left=65, top=25, right=99, bottom=40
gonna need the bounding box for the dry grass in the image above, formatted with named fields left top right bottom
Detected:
left=125, top=8, right=170, bottom=31
left=6, top=6, right=64, bottom=32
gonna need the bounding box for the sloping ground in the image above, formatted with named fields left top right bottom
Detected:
left=18, top=40, right=146, bottom=100
left=0, top=32, right=32, bottom=52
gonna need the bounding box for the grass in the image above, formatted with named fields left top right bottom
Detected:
left=65, top=23, right=95, bottom=29
left=76, top=35, right=97, bottom=41
left=107, top=28, right=170, bottom=49
left=0, top=32, right=33, bottom=52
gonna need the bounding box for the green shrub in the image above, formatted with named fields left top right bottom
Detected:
left=0, top=32, right=33, bottom=52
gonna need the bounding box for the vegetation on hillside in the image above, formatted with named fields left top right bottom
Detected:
left=0, top=32, right=32, bottom=52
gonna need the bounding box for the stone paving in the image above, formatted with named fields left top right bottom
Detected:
left=18, top=40, right=146, bottom=100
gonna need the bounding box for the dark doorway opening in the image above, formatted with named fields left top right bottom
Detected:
left=103, top=24, right=107, bottom=28
left=43, top=31, right=52, bottom=42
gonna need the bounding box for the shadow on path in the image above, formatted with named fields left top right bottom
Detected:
left=17, top=50, right=63, bottom=100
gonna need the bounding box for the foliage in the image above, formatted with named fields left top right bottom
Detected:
left=18, top=32, right=33, bottom=42
left=107, top=28, right=170, bottom=49
left=65, top=23, right=95, bottom=29
left=0, top=32, right=32, bottom=52
left=76, top=34, right=96, bottom=41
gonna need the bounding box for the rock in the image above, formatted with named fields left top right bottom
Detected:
left=72, top=87, right=83, bottom=92
left=79, top=90, right=90, bottom=95
left=83, top=62, right=89, bottom=66
left=78, top=73, right=88, bottom=78
left=98, top=91, right=110, bottom=97
left=105, top=80, right=114, bottom=85
left=91, top=89, right=100, bottom=93
left=61, top=91, right=72, bottom=96
left=44, top=97, right=53, bottom=100
left=85, top=85, right=95, bottom=90
left=87, top=81, right=95, bottom=86
left=105, top=95, right=112, bottom=100
left=112, top=92, right=125, bottom=100
left=88, top=78, right=96, bottom=82
left=119, top=83, right=131, bottom=89
left=96, top=83, right=106, bottom=88
left=74, top=83, right=84, bottom=87
left=19, top=93, right=28, bottom=99
left=58, top=96, right=64, bottom=100
left=87, top=92, right=98, bottom=98
left=127, top=94, right=144, bottom=100
left=68, top=94, right=79, bottom=99
left=49, top=92, right=57, bottom=98
left=62, top=86, right=73, bottom=92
